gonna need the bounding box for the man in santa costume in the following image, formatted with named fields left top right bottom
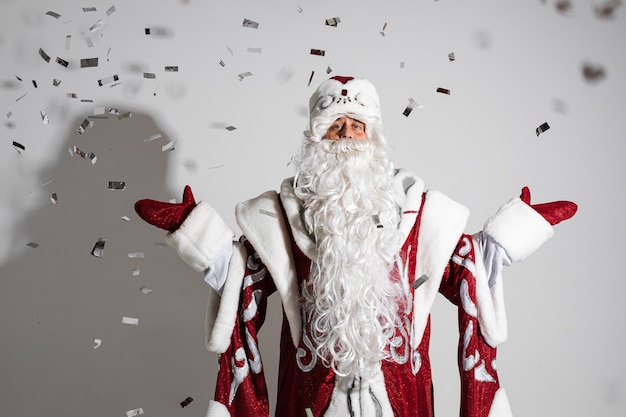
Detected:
left=135, top=76, right=576, bottom=417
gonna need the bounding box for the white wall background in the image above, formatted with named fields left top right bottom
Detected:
left=1, top=0, right=624, bottom=416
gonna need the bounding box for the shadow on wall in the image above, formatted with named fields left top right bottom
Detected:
left=0, top=110, right=216, bottom=417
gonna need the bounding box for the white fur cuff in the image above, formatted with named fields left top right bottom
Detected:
left=483, top=197, right=553, bottom=263
left=165, top=201, right=235, bottom=272
left=205, top=400, right=230, bottom=417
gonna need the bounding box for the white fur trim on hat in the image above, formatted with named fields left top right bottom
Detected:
left=307, top=76, right=383, bottom=141
left=483, top=197, right=553, bottom=263
left=165, top=201, right=235, bottom=272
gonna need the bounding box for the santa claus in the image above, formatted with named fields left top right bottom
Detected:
left=135, top=76, right=576, bottom=417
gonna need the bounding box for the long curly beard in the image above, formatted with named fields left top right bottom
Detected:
left=293, top=139, right=406, bottom=379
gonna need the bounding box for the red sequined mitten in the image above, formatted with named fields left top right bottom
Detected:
left=520, top=186, right=577, bottom=226
left=134, top=185, right=197, bottom=232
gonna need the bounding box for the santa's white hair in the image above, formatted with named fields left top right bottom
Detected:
left=293, top=122, right=406, bottom=379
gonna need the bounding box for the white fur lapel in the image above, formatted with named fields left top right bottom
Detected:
left=235, top=191, right=303, bottom=347
left=412, top=190, right=470, bottom=345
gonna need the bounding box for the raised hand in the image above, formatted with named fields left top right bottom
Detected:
left=134, top=185, right=197, bottom=232
left=519, top=186, right=577, bottom=226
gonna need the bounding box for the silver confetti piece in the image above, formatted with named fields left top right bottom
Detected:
left=259, top=209, right=277, bottom=218
left=45, top=11, right=61, bottom=19
left=412, top=274, right=429, bottom=289
left=448, top=52, right=456, bottom=62
left=50, top=193, right=58, bottom=204
left=139, top=286, right=153, bottom=295
left=108, top=181, right=126, bottom=190
left=26, top=242, right=40, bottom=248
left=325, top=17, right=341, bottom=27
left=122, top=317, right=139, bottom=325
left=128, top=252, right=145, bottom=258
left=164, top=66, right=178, bottom=72
left=65, top=35, right=71, bottom=50
left=56, top=57, right=69, bottom=68
left=161, top=141, right=175, bottom=152
left=40, top=110, right=49, bottom=124
left=12, top=141, right=25, bottom=152
left=143, top=72, right=156, bottom=79
left=97, top=74, right=119, bottom=86
left=106, top=5, right=116, bottom=16
left=53, top=79, right=62, bottom=86
left=89, top=19, right=104, bottom=33
left=310, top=48, right=325, bottom=56
left=247, top=47, right=262, bottom=53
left=238, top=72, right=252, bottom=81
left=144, top=133, right=162, bottom=142
left=122, top=216, right=131, bottom=222
left=132, top=269, right=140, bottom=276
left=82, top=7, right=97, bottom=12
left=80, top=57, right=98, bottom=68
left=535, top=122, right=550, bottom=136
left=91, top=238, right=106, bottom=258
left=436, top=87, right=450, bottom=95
left=117, top=111, right=132, bottom=120
left=225, top=126, right=236, bottom=131
left=242, top=18, right=259, bottom=28
left=77, top=118, right=93, bottom=134
left=39, top=48, right=51, bottom=63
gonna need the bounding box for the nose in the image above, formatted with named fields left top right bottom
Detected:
left=339, top=125, right=353, bottom=139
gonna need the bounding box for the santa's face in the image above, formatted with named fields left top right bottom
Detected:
left=322, top=116, right=367, bottom=141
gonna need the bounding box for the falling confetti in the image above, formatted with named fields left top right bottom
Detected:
left=93, top=338, right=102, bottom=349
left=56, top=57, right=69, bottom=68
left=535, top=122, right=550, bottom=136
left=128, top=252, right=145, bottom=258
left=412, top=274, right=429, bottom=289
left=164, top=66, right=179, bottom=72
left=310, top=48, right=325, bottom=56
left=247, top=47, right=262, bottom=53
left=97, top=74, right=119, bottom=86
left=180, top=397, right=194, bottom=408
left=238, top=72, right=253, bottom=81
left=122, top=317, right=139, bottom=325
left=12, top=141, right=25, bottom=153
left=40, top=110, right=49, bottom=124
left=107, top=181, right=126, bottom=190
left=126, top=407, right=144, bottom=417
left=144, top=133, right=162, bottom=142
left=402, top=98, right=423, bottom=117
left=38, top=48, right=51, bottom=63
left=308, top=70, right=315, bottom=86
left=139, top=286, right=153, bottom=295
left=143, top=72, right=156, bottom=79
left=26, top=242, right=40, bottom=248
left=80, top=57, right=98, bottom=68
left=436, top=87, right=451, bottom=95
left=259, top=209, right=278, bottom=218
left=45, top=11, right=61, bottom=19
left=380, top=22, right=388, bottom=36
left=448, top=52, right=456, bottom=61
left=50, top=193, right=59, bottom=204
left=242, top=18, right=259, bottom=28
left=325, top=17, right=341, bottom=27
left=582, top=62, right=606, bottom=82
left=91, top=238, right=106, bottom=258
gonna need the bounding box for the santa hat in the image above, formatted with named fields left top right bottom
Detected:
left=306, top=76, right=385, bottom=144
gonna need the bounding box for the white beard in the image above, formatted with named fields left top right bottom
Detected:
left=293, top=139, right=406, bottom=379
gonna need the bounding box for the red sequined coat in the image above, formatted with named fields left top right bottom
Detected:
left=164, top=170, right=554, bottom=417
